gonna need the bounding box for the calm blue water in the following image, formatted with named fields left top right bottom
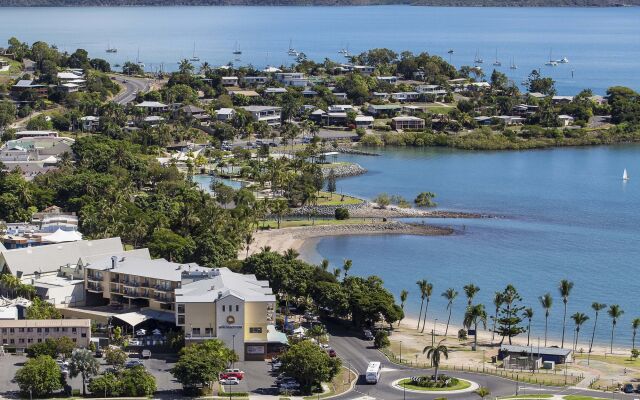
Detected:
left=309, top=146, right=640, bottom=348
left=193, top=174, right=244, bottom=191
left=1, top=6, right=639, bottom=94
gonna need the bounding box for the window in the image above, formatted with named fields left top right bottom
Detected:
left=177, top=315, right=185, bottom=325
left=72, top=328, right=77, bottom=333
left=177, top=304, right=185, bottom=313
left=2, top=339, right=6, bottom=344
left=18, top=328, right=24, bottom=333
left=72, top=338, right=77, bottom=343
left=222, top=305, right=225, bottom=312
left=61, top=327, right=67, bottom=332
left=1, top=328, right=5, bottom=333
left=249, top=327, right=263, bottom=334
left=27, top=338, right=33, bottom=343
left=9, top=328, right=14, bottom=333
left=37, top=338, right=42, bottom=343
left=81, top=333, right=87, bottom=338
left=236, top=305, right=239, bottom=312
left=45, top=328, right=50, bottom=333
left=10, top=339, right=14, bottom=344
left=37, top=328, right=42, bottom=333
left=205, top=328, right=213, bottom=336
left=27, top=328, right=33, bottom=333
left=192, top=328, right=201, bottom=336
left=18, top=338, right=24, bottom=344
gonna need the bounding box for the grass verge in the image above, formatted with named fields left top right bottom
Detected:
left=397, top=377, right=471, bottom=391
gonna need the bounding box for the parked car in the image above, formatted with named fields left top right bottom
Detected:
left=220, top=368, right=245, bottom=380
left=95, top=348, right=103, bottom=358
left=125, top=360, right=144, bottom=368
left=623, top=384, right=635, bottom=393
left=279, top=381, right=300, bottom=391
left=363, top=329, right=374, bottom=340
left=140, top=349, right=151, bottom=359
left=220, top=377, right=240, bottom=385
left=327, top=348, right=337, bottom=357
left=271, top=360, right=282, bottom=371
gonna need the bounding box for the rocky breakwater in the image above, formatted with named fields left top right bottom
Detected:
left=321, top=162, right=367, bottom=178
left=293, top=201, right=367, bottom=217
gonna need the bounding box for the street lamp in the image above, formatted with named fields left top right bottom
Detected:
left=399, top=341, right=402, bottom=364
left=232, top=334, right=236, bottom=368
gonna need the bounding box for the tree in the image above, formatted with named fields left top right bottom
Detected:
left=148, top=228, right=195, bottom=262
left=69, top=348, right=100, bottom=396
left=414, top=192, right=437, bottom=207
left=178, top=59, right=194, bottom=75
left=88, top=372, right=121, bottom=397
left=279, top=340, right=341, bottom=394
left=633, top=318, right=640, bottom=350
left=0, top=101, right=17, bottom=132
left=271, top=199, right=289, bottom=229
left=120, top=366, right=157, bottom=396
left=422, top=341, right=448, bottom=381
left=14, top=355, right=63, bottom=397
left=416, top=279, right=427, bottom=331
left=491, top=291, right=503, bottom=343
left=463, top=304, right=487, bottom=350
left=607, top=304, right=624, bottom=354
left=26, top=297, right=62, bottom=319
left=558, top=279, right=574, bottom=349
left=374, top=330, right=390, bottom=349
left=399, top=289, right=408, bottom=326
left=442, top=288, right=458, bottom=337
left=495, top=285, right=526, bottom=345
left=475, top=386, right=491, bottom=399
left=523, top=307, right=534, bottom=347
left=171, top=339, right=237, bottom=391
left=539, top=293, right=553, bottom=346
left=334, top=207, right=349, bottom=220
left=463, top=283, right=480, bottom=306
left=589, top=302, right=607, bottom=356
left=327, top=169, right=337, bottom=198
left=420, top=281, right=434, bottom=333
left=105, top=347, right=127, bottom=369
left=342, top=259, right=352, bottom=278
left=571, top=312, right=589, bottom=352
left=373, top=193, right=390, bottom=209
left=526, top=70, right=556, bottom=95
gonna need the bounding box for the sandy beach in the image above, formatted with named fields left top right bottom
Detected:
left=241, top=221, right=454, bottom=260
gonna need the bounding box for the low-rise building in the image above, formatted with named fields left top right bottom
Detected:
left=221, top=76, right=239, bottom=87
left=392, top=92, right=420, bottom=102
left=215, top=108, right=236, bottom=122
left=136, top=101, right=168, bottom=114
left=242, top=106, right=282, bottom=127
left=367, top=104, right=402, bottom=116
left=377, top=76, right=398, bottom=85
left=80, top=116, right=100, bottom=131
left=0, top=319, right=91, bottom=350
left=241, top=76, right=269, bottom=86
left=558, top=114, right=575, bottom=126
left=355, top=115, right=374, bottom=129
left=392, top=116, right=425, bottom=130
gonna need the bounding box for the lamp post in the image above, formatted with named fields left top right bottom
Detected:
left=399, top=341, right=402, bottom=364
left=232, top=333, right=237, bottom=368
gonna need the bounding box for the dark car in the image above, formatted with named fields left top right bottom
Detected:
left=95, top=349, right=103, bottom=358
left=623, top=383, right=635, bottom=393
left=363, top=329, right=374, bottom=340
left=327, top=348, right=336, bottom=357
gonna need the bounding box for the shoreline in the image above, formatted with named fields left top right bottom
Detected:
left=242, top=221, right=453, bottom=260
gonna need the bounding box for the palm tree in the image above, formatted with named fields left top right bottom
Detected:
left=539, top=293, right=553, bottom=346
left=422, top=341, right=449, bottom=381
left=333, top=268, right=341, bottom=279
left=632, top=318, right=640, bottom=351
left=463, top=304, right=487, bottom=350
left=420, top=282, right=434, bottom=333
left=463, top=283, right=480, bottom=306
left=523, top=307, right=534, bottom=347
left=607, top=304, right=624, bottom=354
left=589, top=302, right=607, bottom=355
left=442, top=288, right=458, bottom=337
left=399, top=290, right=409, bottom=327
left=571, top=312, right=589, bottom=352
left=343, top=259, right=352, bottom=278
left=475, top=386, right=491, bottom=399
left=320, top=259, right=330, bottom=272
left=178, top=59, right=194, bottom=75
left=491, top=292, right=504, bottom=343
left=416, top=280, right=427, bottom=331
left=559, top=279, right=574, bottom=349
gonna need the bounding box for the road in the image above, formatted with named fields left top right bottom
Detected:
left=327, top=323, right=639, bottom=400
left=110, top=75, right=151, bottom=105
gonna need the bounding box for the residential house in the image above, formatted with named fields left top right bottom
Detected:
left=242, top=106, right=282, bottom=127
left=215, top=108, right=236, bottom=122
left=392, top=116, right=425, bottom=130
left=558, top=114, right=575, bottom=126
left=11, top=80, right=48, bottom=98
left=221, top=76, right=239, bottom=87
left=367, top=104, right=402, bottom=116
left=355, top=115, right=374, bottom=129
left=80, top=116, right=100, bottom=132
left=392, top=92, right=421, bottom=102
left=136, top=101, right=168, bottom=114
left=377, top=76, right=398, bottom=85
left=241, top=76, right=269, bottom=86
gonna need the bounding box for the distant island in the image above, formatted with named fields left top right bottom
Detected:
left=1, top=0, right=638, bottom=7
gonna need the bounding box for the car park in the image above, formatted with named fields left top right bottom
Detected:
left=220, top=377, right=240, bottom=385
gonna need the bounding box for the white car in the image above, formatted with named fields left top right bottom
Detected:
left=220, top=377, right=240, bottom=385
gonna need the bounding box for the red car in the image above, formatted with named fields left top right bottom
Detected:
left=327, top=348, right=336, bottom=357
left=220, top=368, right=245, bottom=380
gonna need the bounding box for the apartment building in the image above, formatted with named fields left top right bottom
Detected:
left=0, top=319, right=91, bottom=351
left=175, top=267, right=282, bottom=361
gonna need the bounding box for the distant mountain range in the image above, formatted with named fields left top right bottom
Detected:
left=1, top=0, right=637, bottom=6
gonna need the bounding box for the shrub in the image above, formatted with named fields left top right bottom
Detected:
left=335, top=207, right=349, bottom=220
left=373, top=330, right=389, bottom=349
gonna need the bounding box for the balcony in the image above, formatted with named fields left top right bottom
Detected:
left=154, top=293, right=174, bottom=303
left=154, top=285, right=172, bottom=292
left=87, top=283, right=103, bottom=293
left=87, top=273, right=103, bottom=282
left=121, top=281, right=140, bottom=288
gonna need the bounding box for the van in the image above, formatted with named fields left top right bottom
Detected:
left=365, top=361, right=381, bottom=384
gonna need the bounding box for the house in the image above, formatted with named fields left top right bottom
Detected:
left=59, top=83, right=80, bottom=93
left=499, top=344, right=572, bottom=365
left=242, top=106, right=282, bottom=127
left=328, top=105, right=353, bottom=113
left=11, top=80, right=48, bottom=97
left=352, top=65, right=375, bottom=75
left=264, top=87, right=288, bottom=95
left=552, top=95, right=574, bottom=105
left=221, top=76, right=239, bottom=87
left=333, top=92, right=348, bottom=100
left=558, top=114, right=575, bottom=126
left=372, top=92, right=390, bottom=101
left=323, top=112, right=347, bottom=126
left=228, top=90, right=260, bottom=98
left=80, top=116, right=100, bottom=131
left=215, top=108, right=236, bottom=122
left=377, top=76, right=398, bottom=85
left=392, top=116, right=425, bottom=130
left=241, top=76, right=269, bottom=86
left=367, top=104, right=403, bottom=116
left=302, top=89, right=318, bottom=98
left=309, top=109, right=327, bottom=124
left=0, top=319, right=91, bottom=351
left=136, top=101, right=168, bottom=113
left=181, top=105, right=210, bottom=122
left=143, top=116, right=165, bottom=126
left=0, top=136, right=74, bottom=179
left=392, top=92, right=421, bottom=102
left=355, top=115, right=374, bottom=129
left=275, top=72, right=305, bottom=82
left=497, top=116, right=526, bottom=125
left=474, top=116, right=493, bottom=125
left=15, top=130, right=58, bottom=138
left=403, top=105, right=428, bottom=116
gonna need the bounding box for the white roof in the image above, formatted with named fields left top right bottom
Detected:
left=57, top=72, right=83, bottom=80
left=80, top=116, right=100, bottom=121
left=216, top=108, right=235, bottom=115
left=263, top=66, right=282, bottom=73
left=355, top=116, right=374, bottom=122
left=41, top=229, right=83, bottom=243
left=176, top=267, right=275, bottom=303
left=88, top=256, right=206, bottom=282
left=0, top=237, right=124, bottom=278
left=136, top=101, right=167, bottom=108
left=0, top=306, right=18, bottom=320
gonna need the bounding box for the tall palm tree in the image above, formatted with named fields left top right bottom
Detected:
left=632, top=318, right=640, bottom=350
left=589, top=302, right=607, bottom=355
left=320, top=259, right=330, bottom=272
left=420, top=282, right=434, bottom=333
left=571, top=312, right=589, bottom=352
left=416, top=279, right=427, bottom=331
left=463, top=304, right=487, bottom=350
left=343, top=259, right=352, bottom=278
left=539, top=293, right=553, bottom=346
left=463, top=284, right=480, bottom=306
left=333, top=268, right=341, bottom=279
left=399, top=290, right=409, bottom=327
left=442, top=288, right=458, bottom=337
left=523, top=307, right=534, bottom=347
left=559, top=279, right=574, bottom=349
left=607, top=304, right=624, bottom=354
left=422, top=341, right=449, bottom=381
left=491, top=291, right=504, bottom=343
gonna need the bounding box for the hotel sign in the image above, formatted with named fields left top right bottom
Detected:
left=218, top=325, right=243, bottom=329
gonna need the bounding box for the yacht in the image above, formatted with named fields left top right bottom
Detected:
left=510, top=57, right=518, bottom=70
left=545, top=49, right=557, bottom=66
left=190, top=43, right=200, bottom=62
left=106, top=42, right=117, bottom=53
left=287, top=39, right=299, bottom=57
left=233, top=41, right=242, bottom=55
left=474, top=50, right=483, bottom=64
left=623, top=169, right=629, bottom=181
left=557, top=56, right=570, bottom=64
left=492, top=49, right=501, bottom=67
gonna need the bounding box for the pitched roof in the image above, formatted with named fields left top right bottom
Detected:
left=176, top=267, right=275, bottom=303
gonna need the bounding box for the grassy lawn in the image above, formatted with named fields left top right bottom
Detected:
left=575, top=353, right=640, bottom=368
left=398, top=378, right=471, bottom=391
left=315, top=191, right=364, bottom=206
left=564, top=396, right=608, bottom=400
left=425, top=105, right=455, bottom=114
left=0, top=56, right=22, bottom=75
left=499, top=395, right=554, bottom=399
left=302, top=367, right=356, bottom=400
left=260, top=217, right=380, bottom=229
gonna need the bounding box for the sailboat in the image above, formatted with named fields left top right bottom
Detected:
left=492, top=49, right=501, bottom=67
left=190, top=43, right=200, bottom=62
left=545, top=49, right=558, bottom=66
left=136, top=49, right=145, bottom=68
left=106, top=42, right=117, bottom=53
left=233, top=41, right=242, bottom=55
left=287, top=39, right=299, bottom=57
left=510, top=57, right=518, bottom=70
left=474, top=49, right=483, bottom=64
left=623, top=169, right=629, bottom=181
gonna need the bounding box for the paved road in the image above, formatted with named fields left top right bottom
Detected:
left=326, top=323, right=640, bottom=400
left=110, top=75, right=151, bottom=105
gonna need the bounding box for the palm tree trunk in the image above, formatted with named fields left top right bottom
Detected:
left=561, top=302, right=567, bottom=348
left=445, top=306, right=452, bottom=337
left=474, top=321, right=478, bottom=350
left=421, top=299, right=430, bottom=333
left=544, top=315, right=549, bottom=346
left=610, top=323, right=616, bottom=354
left=417, top=298, right=424, bottom=330
left=492, top=309, right=498, bottom=343
left=633, top=331, right=636, bottom=351
left=527, top=320, right=531, bottom=347
left=589, top=313, right=598, bottom=354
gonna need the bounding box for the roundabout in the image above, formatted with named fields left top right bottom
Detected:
left=391, top=376, right=480, bottom=394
